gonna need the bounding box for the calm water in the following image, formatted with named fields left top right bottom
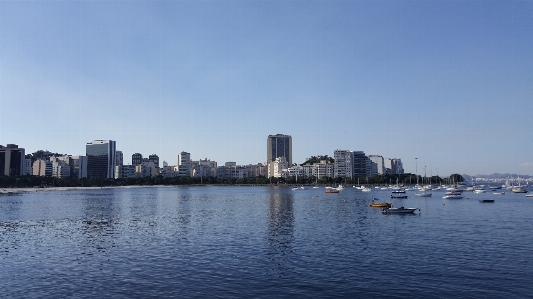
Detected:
left=1, top=186, right=532, bottom=298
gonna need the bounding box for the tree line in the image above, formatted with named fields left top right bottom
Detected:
left=0, top=174, right=464, bottom=188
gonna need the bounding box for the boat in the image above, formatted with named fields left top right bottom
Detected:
left=473, top=189, right=485, bottom=194
left=382, top=207, right=419, bottom=214
left=292, top=186, right=307, bottom=190
left=391, top=194, right=408, bottom=199
left=445, top=190, right=463, bottom=195
left=415, top=192, right=432, bottom=197
left=443, top=195, right=464, bottom=199
left=361, top=187, right=371, bottom=192
left=326, top=189, right=339, bottom=194
left=525, top=194, right=533, bottom=198
left=512, top=175, right=528, bottom=193
left=336, top=184, right=345, bottom=191
left=479, top=199, right=495, bottom=203
left=370, top=197, right=391, bottom=208
left=391, top=189, right=406, bottom=194
left=492, top=191, right=505, bottom=195
left=512, top=186, right=528, bottom=193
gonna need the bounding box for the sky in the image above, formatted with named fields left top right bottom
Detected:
left=1, top=1, right=532, bottom=177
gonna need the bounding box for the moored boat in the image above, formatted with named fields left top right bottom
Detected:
left=415, top=192, right=432, bottom=197
left=382, top=207, right=419, bottom=214
left=326, top=189, right=339, bottom=194
left=479, top=199, right=495, bottom=203
left=443, top=194, right=464, bottom=199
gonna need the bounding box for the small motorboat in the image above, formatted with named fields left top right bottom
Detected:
left=443, top=195, right=464, bottom=199
left=370, top=202, right=392, bottom=208
left=326, top=189, right=339, bottom=194
left=415, top=192, right=432, bottom=197
left=370, top=197, right=391, bottom=208
left=492, top=191, right=505, bottom=195
left=390, top=194, right=408, bottom=199
left=382, top=207, right=419, bottom=214
left=479, top=199, right=495, bottom=203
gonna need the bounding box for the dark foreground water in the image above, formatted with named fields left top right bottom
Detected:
left=1, top=186, right=532, bottom=298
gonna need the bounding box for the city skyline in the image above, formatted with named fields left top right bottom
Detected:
left=1, top=1, right=532, bottom=176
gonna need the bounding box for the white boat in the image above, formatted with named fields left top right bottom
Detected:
left=445, top=191, right=463, bottom=195
left=362, top=187, right=371, bottom=192
left=473, top=189, right=485, bottom=194
left=336, top=185, right=345, bottom=191
left=511, top=175, right=528, bottom=193
left=525, top=194, right=533, bottom=197
left=493, top=191, right=505, bottom=195
left=382, top=207, right=419, bottom=214
left=292, top=186, right=307, bottom=190
left=443, top=195, right=464, bottom=199
left=415, top=192, right=432, bottom=197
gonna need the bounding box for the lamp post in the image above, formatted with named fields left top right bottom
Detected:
left=415, top=158, right=418, bottom=186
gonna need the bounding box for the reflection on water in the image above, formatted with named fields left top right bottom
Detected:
left=268, top=192, right=294, bottom=261
left=1, top=187, right=533, bottom=298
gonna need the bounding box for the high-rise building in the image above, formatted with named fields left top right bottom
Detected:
left=86, top=140, right=116, bottom=179
left=368, top=155, right=385, bottom=176
left=353, top=151, right=370, bottom=177
left=132, top=153, right=143, bottom=166
left=0, top=144, right=25, bottom=176
left=178, top=152, right=191, bottom=176
left=149, top=154, right=159, bottom=168
left=267, top=134, right=292, bottom=166
left=334, top=150, right=354, bottom=178
left=32, top=160, right=52, bottom=177
left=116, top=151, right=123, bottom=166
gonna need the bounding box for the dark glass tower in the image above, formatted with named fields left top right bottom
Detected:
left=267, top=134, right=292, bottom=166
left=0, top=144, right=25, bottom=176
left=86, top=140, right=116, bottom=179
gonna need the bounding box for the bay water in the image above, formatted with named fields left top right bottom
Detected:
left=1, top=186, right=532, bottom=298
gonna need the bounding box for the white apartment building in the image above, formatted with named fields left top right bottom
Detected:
left=178, top=152, right=191, bottom=176
left=33, top=160, right=52, bottom=177
left=334, top=150, right=354, bottom=178
left=191, top=159, right=217, bottom=178
left=384, top=158, right=404, bottom=174
left=135, top=162, right=158, bottom=178
left=368, top=155, right=385, bottom=176
left=268, top=156, right=288, bottom=178
left=116, top=165, right=136, bottom=178
left=302, top=160, right=334, bottom=179
left=52, top=155, right=87, bottom=179
left=52, top=161, right=71, bottom=178
left=283, top=165, right=304, bottom=179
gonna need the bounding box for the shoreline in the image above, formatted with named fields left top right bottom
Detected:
left=0, top=184, right=306, bottom=194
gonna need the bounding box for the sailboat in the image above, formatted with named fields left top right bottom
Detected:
left=512, top=175, right=527, bottom=193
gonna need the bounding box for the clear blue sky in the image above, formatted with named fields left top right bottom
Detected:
left=1, top=1, right=532, bottom=176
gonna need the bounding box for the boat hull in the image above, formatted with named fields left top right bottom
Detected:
left=382, top=207, right=418, bottom=214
